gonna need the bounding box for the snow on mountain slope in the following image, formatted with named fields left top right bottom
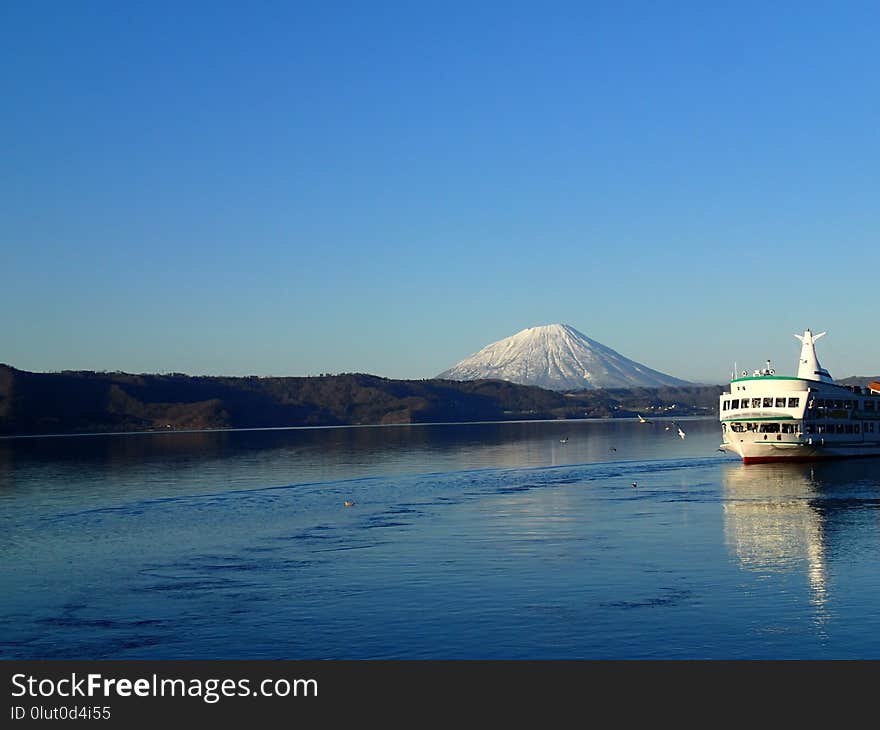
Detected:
left=437, top=324, right=691, bottom=391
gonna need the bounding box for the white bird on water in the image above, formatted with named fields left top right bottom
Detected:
left=559, top=437, right=569, bottom=444
left=637, top=414, right=652, bottom=424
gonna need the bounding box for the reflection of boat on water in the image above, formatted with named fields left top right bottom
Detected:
left=723, top=462, right=824, bottom=569
left=722, top=459, right=880, bottom=612
left=723, top=461, right=830, bottom=610
left=719, top=329, right=880, bottom=463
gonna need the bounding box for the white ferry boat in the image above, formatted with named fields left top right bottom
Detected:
left=719, top=329, right=880, bottom=463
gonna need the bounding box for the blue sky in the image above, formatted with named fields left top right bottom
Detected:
left=2, top=1, right=878, bottom=384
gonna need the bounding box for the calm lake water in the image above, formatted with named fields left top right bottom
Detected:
left=2, top=417, right=880, bottom=659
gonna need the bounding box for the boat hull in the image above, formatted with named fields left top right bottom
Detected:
left=720, top=438, right=880, bottom=464
left=741, top=450, right=880, bottom=464
left=742, top=455, right=880, bottom=464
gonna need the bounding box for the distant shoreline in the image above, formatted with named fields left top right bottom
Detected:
left=0, top=364, right=724, bottom=439
left=0, top=414, right=719, bottom=441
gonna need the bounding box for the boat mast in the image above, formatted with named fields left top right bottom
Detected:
left=794, top=329, right=833, bottom=383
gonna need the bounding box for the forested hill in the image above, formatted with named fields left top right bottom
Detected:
left=0, top=364, right=723, bottom=436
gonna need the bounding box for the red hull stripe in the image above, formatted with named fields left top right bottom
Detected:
left=743, top=453, right=880, bottom=464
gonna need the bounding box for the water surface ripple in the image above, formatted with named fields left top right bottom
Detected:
left=2, top=418, right=880, bottom=658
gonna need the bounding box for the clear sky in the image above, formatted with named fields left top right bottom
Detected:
left=3, top=1, right=879, bottom=384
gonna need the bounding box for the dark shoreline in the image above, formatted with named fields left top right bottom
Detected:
left=0, top=363, right=725, bottom=438
left=0, top=414, right=720, bottom=441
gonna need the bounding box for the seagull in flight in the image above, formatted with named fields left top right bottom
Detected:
left=677, top=425, right=686, bottom=440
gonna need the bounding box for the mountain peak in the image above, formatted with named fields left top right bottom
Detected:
left=438, top=324, right=690, bottom=391
left=520, top=323, right=572, bottom=333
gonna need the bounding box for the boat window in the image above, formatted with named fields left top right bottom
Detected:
left=782, top=423, right=794, bottom=433
left=845, top=424, right=854, bottom=434
left=865, top=401, right=875, bottom=411
left=752, top=398, right=761, bottom=408
left=722, top=400, right=729, bottom=411
left=731, top=423, right=744, bottom=432
left=731, top=399, right=739, bottom=409
left=775, top=397, right=786, bottom=407
left=759, top=423, right=780, bottom=433
left=854, top=424, right=860, bottom=434
left=788, top=397, right=799, bottom=408
left=806, top=424, right=816, bottom=434
left=833, top=400, right=843, bottom=409
left=837, top=424, right=845, bottom=434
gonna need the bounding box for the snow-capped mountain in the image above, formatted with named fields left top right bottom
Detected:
left=437, top=324, right=691, bottom=391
